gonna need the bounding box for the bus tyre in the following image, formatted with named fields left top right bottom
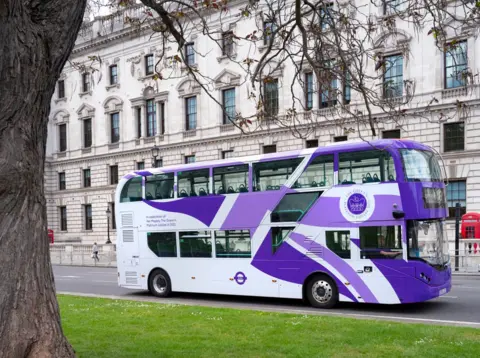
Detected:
left=306, top=275, right=338, bottom=309
left=148, top=269, right=172, bottom=298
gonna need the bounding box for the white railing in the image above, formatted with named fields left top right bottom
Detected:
left=449, top=239, right=480, bottom=273
left=50, top=244, right=117, bottom=267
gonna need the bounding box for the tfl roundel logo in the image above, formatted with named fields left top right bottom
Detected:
left=234, top=272, right=247, bottom=285
left=340, top=189, right=375, bottom=222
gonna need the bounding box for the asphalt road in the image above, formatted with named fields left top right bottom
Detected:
left=53, top=265, right=480, bottom=328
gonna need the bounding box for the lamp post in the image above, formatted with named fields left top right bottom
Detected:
left=105, top=207, right=112, bottom=244
left=151, top=144, right=160, bottom=168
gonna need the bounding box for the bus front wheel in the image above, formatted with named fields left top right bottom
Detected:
left=148, top=269, right=172, bottom=298
left=306, top=274, right=338, bottom=309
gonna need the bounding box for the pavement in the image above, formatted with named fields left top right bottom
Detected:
left=53, top=265, right=480, bottom=328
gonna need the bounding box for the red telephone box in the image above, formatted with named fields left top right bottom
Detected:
left=48, top=229, right=54, bottom=244
left=461, top=213, right=480, bottom=239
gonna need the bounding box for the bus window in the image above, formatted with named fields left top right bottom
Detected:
left=359, top=225, right=402, bottom=259
left=271, top=192, right=321, bottom=222
left=179, top=231, right=212, bottom=257
left=120, top=176, right=143, bottom=202
left=326, top=231, right=351, bottom=259
left=145, top=173, right=174, bottom=200
left=272, top=227, right=294, bottom=254
left=215, top=230, right=251, bottom=258
left=253, top=158, right=303, bottom=191
left=339, top=150, right=396, bottom=185
left=294, top=154, right=334, bottom=188
left=213, top=164, right=249, bottom=194
left=147, top=232, right=177, bottom=257
left=177, top=169, right=209, bottom=197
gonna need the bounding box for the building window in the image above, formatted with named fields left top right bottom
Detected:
left=110, top=202, right=116, bottom=230
left=145, top=54, right=154, bottom=75
left=444, top=122, right=465, bottom=152
left=109, top=65, right=118, bottom=85
left=185, top=155, right=196, bottom=164
left=83, top=118, right=92, bottom=148
left=82, top=73, right=90, bottom=92
left=84, top=205, right=92, bottom=230
left=185, top=96, right=197, bottom=130
left=263, top=21, right=276, bottom=45
left=382, top=129, right=401, bottom=139
left=222, top=31, right=234, bottom=56
left=446, top=180, right=467, bottom=218
left=343, top=69, right=351, bottom=104
left=305, top=72, right=313, bottom=110
left=136, top=107, right=142, bottom=138
left=110, top=165, right=118, bottom=185
left=306, top=139, right=318, bottom=148
left=445, top=41, right=467, bottom=89
left=334, top=136, right=347, bottom=142
left=383, top=54, right=403, bottom=98
left=185, top=43, right=195, bottom=65
left=58, top=80, right=65, bottom=99
left=320, top=60, right=337, bottom=108
left=147, top=232, right=177, bottom=257
left=160, top=102, right=165, bottom=135
left=155, top=159, right=163, bottom=168
left=222, top=150, right=234, bottom=159
left=215, top=230, right=251, bottom=258
left=59, top=206, right=67, bottom=231
left=58, top=124, right=67, bottom=152
left=384, top=0, right=400, bottom=15
left=264, top=79, right=279, bottom=116
left=83, top=169, right=91, bottom=188
left=146, top=99, right=156, bottom=137
left=222, top=88, right=235, bottom=124
left=111, top=112, right=120, bottom=143
left=137, top=162, right=145, bottom=170
left=59, top=172, right=66, bottom=190
left=263, top=145, right=276, bottom=154
left=319, top=3, right=333, bottom=30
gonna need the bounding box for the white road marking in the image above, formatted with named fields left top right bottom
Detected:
left=438, top=295, right=458, bottom=299
left=57, top=291, right=480, bottom=328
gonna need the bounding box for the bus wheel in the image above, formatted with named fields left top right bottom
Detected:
left=148, top=269, right=172, bottom=298
left=306, top=275, right=338, bottom=309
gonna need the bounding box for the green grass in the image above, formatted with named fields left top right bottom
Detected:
left=59, top=295, right=480, bottom=358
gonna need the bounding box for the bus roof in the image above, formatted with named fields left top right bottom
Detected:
left=122, top=139, right=432, bottom=179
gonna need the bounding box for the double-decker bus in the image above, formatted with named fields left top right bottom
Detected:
left=115, top=139, right=451, bottom=308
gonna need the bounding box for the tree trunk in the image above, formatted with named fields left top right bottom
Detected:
left=0, top=1, right=86, bottom=357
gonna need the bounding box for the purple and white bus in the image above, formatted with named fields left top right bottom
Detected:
left=115, top=139, right=451, bottom=308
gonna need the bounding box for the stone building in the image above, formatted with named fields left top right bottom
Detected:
left=46, top=1, right=480, bottom=243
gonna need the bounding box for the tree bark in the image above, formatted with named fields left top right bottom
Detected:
left=0, top=1, right=86, bottom=357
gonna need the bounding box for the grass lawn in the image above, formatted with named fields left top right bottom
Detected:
left=59, top=295, right=480, bottom=358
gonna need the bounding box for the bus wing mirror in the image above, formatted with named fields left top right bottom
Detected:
left=392, top=209, right=405, bottom=219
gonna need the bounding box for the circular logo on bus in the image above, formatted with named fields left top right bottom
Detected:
left=234, top=272, right=247, bottom=285
left=340, top=189, right=374, bottom=222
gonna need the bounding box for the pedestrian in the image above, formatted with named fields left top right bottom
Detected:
left=92, top=242, right=99, bottom=262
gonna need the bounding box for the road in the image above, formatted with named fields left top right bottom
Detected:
left=53, top=265, right=480, bottom=327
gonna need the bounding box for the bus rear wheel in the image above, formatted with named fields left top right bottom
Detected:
left=306, top=275, right=338, bottom=309
left=148, top=269, right=172, bottom=298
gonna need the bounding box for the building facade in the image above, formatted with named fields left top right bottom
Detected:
left=46, top=1, right=480, bottom=243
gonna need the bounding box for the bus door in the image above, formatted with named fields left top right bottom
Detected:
left=349, top=225, right=403, bottom=304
